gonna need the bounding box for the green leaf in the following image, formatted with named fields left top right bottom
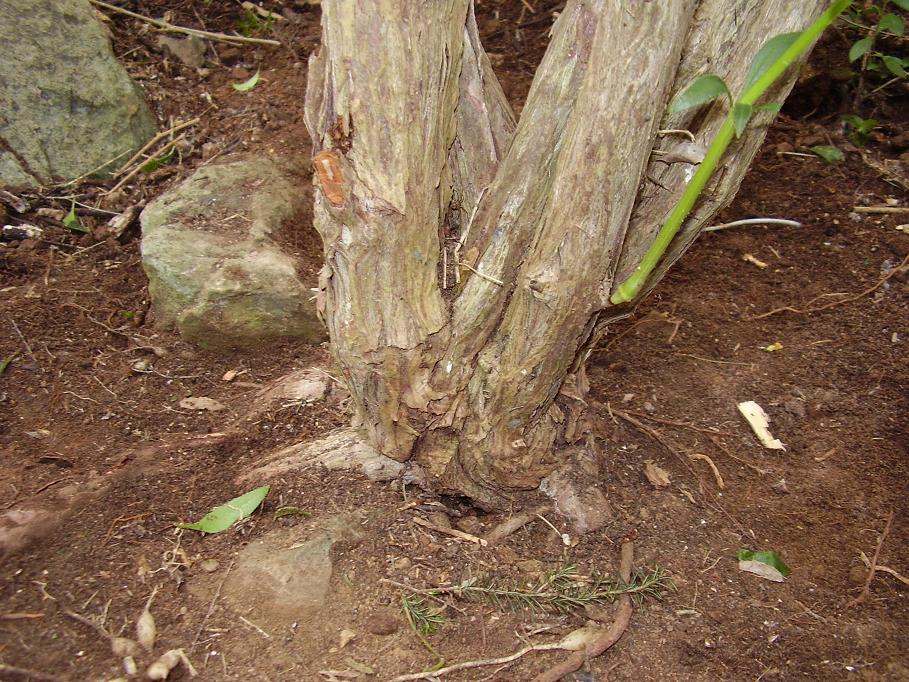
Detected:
left=849, top=36, right=874, bottom=62
left=177, top=485, right=270, bottom=533
left=670, top=74, right=731, bottom=113
left=0, top=356, right=13, bottom=375
left=63, top=201, right=89, bottom=233
left=140, top=150, right=174, bottom=173
left=744, top=32, right=801, bottom=91
left=757, top=102, right=783, bottom=114
left=232, top=69, right=261, bottom=92
left=732, top=102, right=753, bottom=138
left=881, top=54, right=908, bottom=77
left=736, top=549, right=791, bottom=577
left=892, top=0, right=909, bottom=9
left=810, top=145, right=845, bottom=162
left=878, top=13, right=905, bottom=35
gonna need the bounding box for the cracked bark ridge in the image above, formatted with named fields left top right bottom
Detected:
left=305, top=0, right=826, bottom=507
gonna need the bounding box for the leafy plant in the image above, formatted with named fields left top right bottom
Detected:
left=237, top=8, right=273, bottom=37
left=611, top=0, right=852, bottom=304
left=176, top=485, right=270, bottom=533
left=843, top=113, right=878, bottom=144
left=841, top=0, right=909, bottom=98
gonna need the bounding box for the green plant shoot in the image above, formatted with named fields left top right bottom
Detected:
left=611, top=0, right=853, bottom=305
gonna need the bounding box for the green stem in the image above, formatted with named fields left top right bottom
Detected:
left=610, top=0, right=852, bottom=305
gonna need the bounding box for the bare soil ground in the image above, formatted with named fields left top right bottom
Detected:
left=1, top=2, right=907, bottom=681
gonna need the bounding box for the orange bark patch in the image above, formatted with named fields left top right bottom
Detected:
left=313, top=150, right=345, bottom=206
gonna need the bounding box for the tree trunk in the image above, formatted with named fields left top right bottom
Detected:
left=305, top=0, right=826, bottom=508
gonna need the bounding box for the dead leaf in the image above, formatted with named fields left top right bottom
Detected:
left=179, top=397, right=226, bottom=412
left=644, top=461, right=671, bottom=488
left=738, top=559, right=786, bottom=582
left=737, top=401, right=785, bottom=450
left=338, top=629, right=356, bottom=648
left=742, top=253, right=769, bottom=269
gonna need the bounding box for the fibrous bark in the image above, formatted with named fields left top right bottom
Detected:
left=305, top=0, right=827, bottom=507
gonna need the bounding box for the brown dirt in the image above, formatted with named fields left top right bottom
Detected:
left=1, top=2, right=908, bottom=681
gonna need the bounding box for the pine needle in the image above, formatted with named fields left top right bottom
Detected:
left=401, top=594, right=446, bottom=635
left=411, top=563, right=672, bottom=616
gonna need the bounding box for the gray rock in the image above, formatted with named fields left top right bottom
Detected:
left=140, top=156, right=325, bottom=347
left=0, top=0, right=156, bottom=187
left=219, top=515, right=363, bottom=623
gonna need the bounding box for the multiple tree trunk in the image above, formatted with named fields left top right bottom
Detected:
left=304, top=0, right=826, bottom=508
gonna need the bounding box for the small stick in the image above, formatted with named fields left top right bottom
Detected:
left=89, top=0, right=280, bottom=46
left=860, top=551, right=909, bottom=587
left=412, top=516, right=488, bottom=546
left=191, top=558, right=235, bottom=651
left=853, top=206, right=909, bottom=214
left=530, top=540, right=635, bottom=682
left=751, top=251, right=909, bottom=320
left=657, top=128, right=696, bottom=142
left=390, top=642, right=563, bottom=682
left=63, top=608, right=111, bottom=639
left=613, top=410, right=700, bottom=482
left=689, top=453, right=725, bottom=489
left=55, top=147, right=134, bottom=188
left=113, top=117, right=200, bottom=177
left=485, top=505, right=551, bottom=546
left=8, top=317, right=38, bottom=366
left=626, top=411, right=734, bottom=437
left=458, top=261, right=503, bottom=286
left=0, top=665, right=64, bottom=682
left=238, top=615, right=271, bottom=639
left=704, top=218, right=801, bottom=232
left=849, top=510, right=895, bottom=606
left=106, top=132, right=188, bottom=195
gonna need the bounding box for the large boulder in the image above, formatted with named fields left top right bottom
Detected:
left=0, top=0, right=156, bottom=187
left=140, top=156, right=326, bottom=348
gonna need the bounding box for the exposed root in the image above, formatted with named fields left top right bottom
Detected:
left=689, top=453, right=725, bottom=489
left=751, top=252, right=909, bottom=320
left=849, top=510, right=895, bottom=607
left=236, top=426, right=406, bottom=485
left=530, top=540, right=635, bottom=682
left=484, top=505, right=552, bottom=546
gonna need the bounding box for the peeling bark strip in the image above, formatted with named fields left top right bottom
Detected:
left=305, top=0, right=826, bottom=507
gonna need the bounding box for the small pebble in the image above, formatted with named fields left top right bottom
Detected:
left=200, top=559, right=220, bottom=573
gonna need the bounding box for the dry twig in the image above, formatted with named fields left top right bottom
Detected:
left=860, top=551, right=909, bottom=587
left=112, top=117, right=200, bottom=178
left=751, top=252, right=909, bottom=320
left=0, top=665, right=64, bottom=682
left=89, top=0, right=280, bottom=45
left=412, top=516, right=487, bottom=546
left=689, top=453, right=725, bottom=489
left=191, top=558, right=235, bottom=651
left=849, top=510, right=895, bottom=606
left=704, top=218, right=801, bottom=232
left=485, top=505, right=551, bottom=546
